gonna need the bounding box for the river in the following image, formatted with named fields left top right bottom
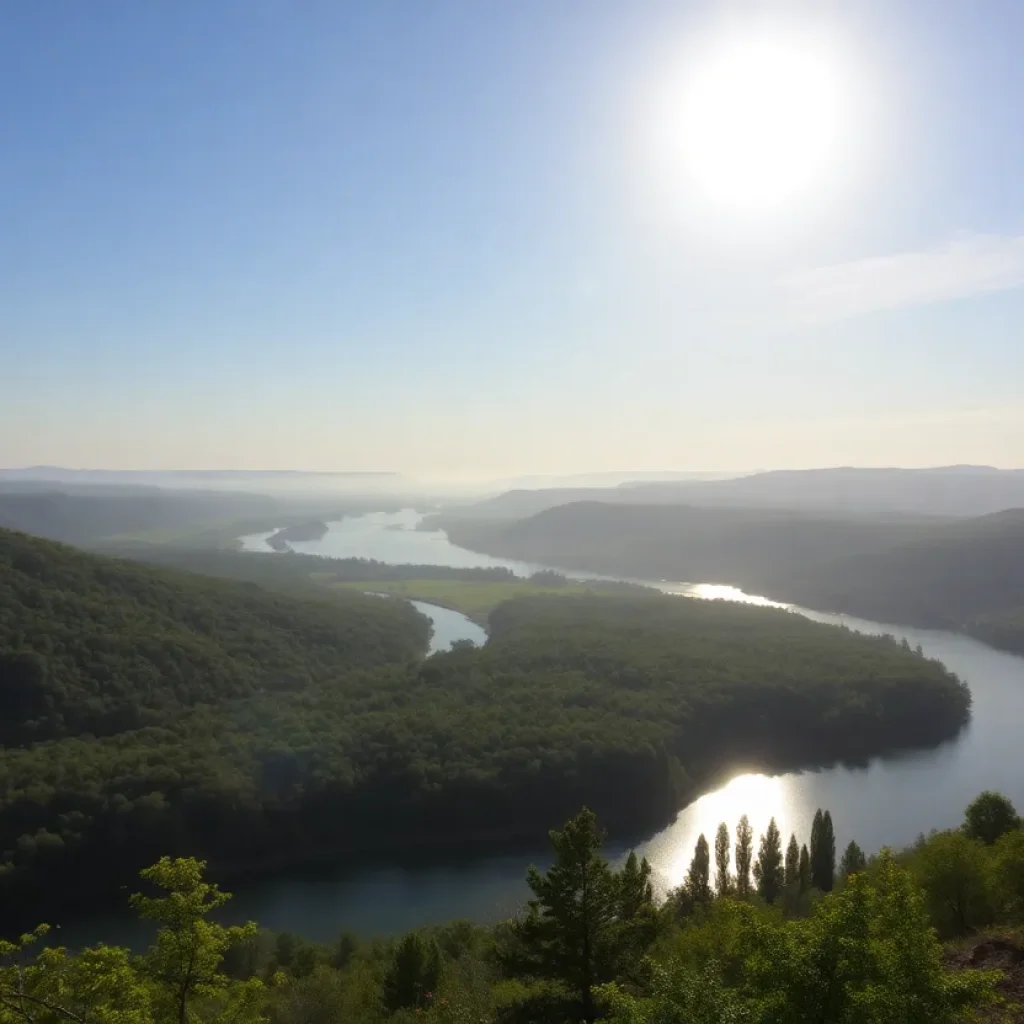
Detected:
left=58, top=510, right=1024, bottom=947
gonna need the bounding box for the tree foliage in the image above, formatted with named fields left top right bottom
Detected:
left=686, top=835, right=713, bottom=907
left=784, top=833, right=800, bottom=889
left=130, top=857, right=262, bottom=1024
left=839, top=839, right=867, bottom=880
left=734, top=816, right=754, bottom=900
left=963, top=790, right=1020, bottom=845
left=753, top=818, right=784, bottom=905
left=505, top=808, right=655, bottom=1022
left=714, top=823, right=732, bottom=898
left=810, top=809, right=836, bottom=893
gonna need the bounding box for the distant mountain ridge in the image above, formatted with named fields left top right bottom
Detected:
left=0, top=490, right=280, bottom=546
left=445, top=465, right=1024, bottom=520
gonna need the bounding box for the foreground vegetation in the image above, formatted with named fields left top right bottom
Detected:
left=7, top=792, right=1024, bottom=1023
left=0, top=530, right=972, bottom=930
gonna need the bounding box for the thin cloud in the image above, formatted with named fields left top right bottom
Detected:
left=782, top=233, right=1024, bottom=324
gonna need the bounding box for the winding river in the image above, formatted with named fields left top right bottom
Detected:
left=57, top=510, right=1024, bottom=947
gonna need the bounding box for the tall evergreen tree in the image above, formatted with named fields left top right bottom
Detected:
left=810, top=809, right=824, bottom=888
left=686, top=834, right=712, bottom=905
left=819, top=811, right=837, bottom=892
left=799, top=843, right=811, bottom=892
left=382, top=933, right=442, bottom=1013
left=810, top=808, right=836, bottom=892
left=511, top=808, right=654, bottom=1023
left=754, top=817, right=785, bottom=905
left=714, top=822, right=732, bottom=896
left=618, top=850, right=654, bottom=916
left=615, top=850, right=657, bottom=981
left=839, top=840, right=867, bottom=880
left=785, top=833, right=800, bottom=888
left=735, top=815, right=753, bottom=898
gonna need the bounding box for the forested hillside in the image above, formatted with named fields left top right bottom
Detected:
left=770, top=510, right=1024, bottom=651
left=0, top=537, right=971, bottom=927
left=0, top=528, right=430, bottom=745
left=439, top=503, right=1024, bottom=653
left=437, top=502, right=939, bottom=589
left=0, top=489, right=279, bottom=545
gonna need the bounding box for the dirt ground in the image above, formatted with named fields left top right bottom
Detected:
left=946, top=936, right=1024, bottom=1022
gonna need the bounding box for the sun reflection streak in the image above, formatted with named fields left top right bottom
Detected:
left=637, top=773, right=807, bottom=894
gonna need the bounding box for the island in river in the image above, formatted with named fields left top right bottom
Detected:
left=266, top=519, right=330, bottom=550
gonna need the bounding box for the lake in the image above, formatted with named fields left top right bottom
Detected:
left=61, top=510, right=1024, bottom=947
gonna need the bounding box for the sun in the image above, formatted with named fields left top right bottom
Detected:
left=673, top=31, right=847, bottom=215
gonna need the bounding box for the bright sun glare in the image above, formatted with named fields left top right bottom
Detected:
left=674, top=31, right=847, bottom=215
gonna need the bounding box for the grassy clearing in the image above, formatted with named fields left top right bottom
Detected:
left=331, top=578, right=608, bottom=622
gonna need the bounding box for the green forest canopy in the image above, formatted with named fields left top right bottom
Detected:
left=0, top=528, right=971, bottom=930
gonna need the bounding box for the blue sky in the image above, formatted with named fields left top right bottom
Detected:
left=2, top=1, right=1023, bottom=478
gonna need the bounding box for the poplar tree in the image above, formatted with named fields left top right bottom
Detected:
left=754, top=818, right=785, bottom=905
left=714, top=822, right=732, bottom=896
left=735, top=815, right=753, bottom=898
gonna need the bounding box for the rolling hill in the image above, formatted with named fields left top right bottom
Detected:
left=0, top=527, right=429, bottom=745
left=438, top=502, right=942, bottom=589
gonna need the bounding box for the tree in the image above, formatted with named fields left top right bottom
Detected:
left=810, top=808, right=836, bottom=892
left=784, top=833, right=800, bottom=888
left=382, top=932, right=442, bottom=1013
left=767, top=852, right=997, bottom=1024
left=686, top=834, right=713, bottom=906
left=909, top=830, right=992, bottom=936
left=130, top=856, right=261, bottom=1024
left=798, top=844, right=811, bottom=892
left=735, top=815, right=753, bottom=899
left=753, top=818, right=785, bottom=905
left=601, top=959, right=754, bottom=1024
left=839, top=840, right=867, bottom=880
left=510, top=808, right=650, bottom=1023
left=0, top=927, right=152, bottom=1024
left=615, top=850, right=658, bottom=978
left=993, top=828, right=1024, bottom=923
left=964, top=790, right=1020, bottom=845
left=714, top=822, right=732, bottom=897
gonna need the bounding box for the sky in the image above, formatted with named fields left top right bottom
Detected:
left=2, top=0, right=1023, bottom=480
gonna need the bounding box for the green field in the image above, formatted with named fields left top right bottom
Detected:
left=332, top=577, right=609, bottom=622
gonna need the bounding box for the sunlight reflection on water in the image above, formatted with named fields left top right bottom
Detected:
left=636, top=773, right=795, bottom=893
